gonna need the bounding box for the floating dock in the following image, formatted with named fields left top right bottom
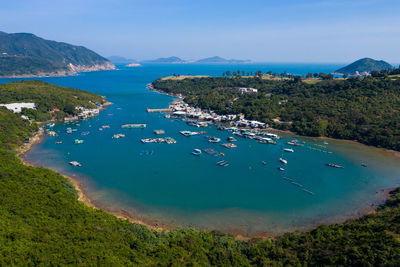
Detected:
left=146, top=108, right=173, bottom=113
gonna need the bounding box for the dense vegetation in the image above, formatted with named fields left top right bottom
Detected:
left=153, top=75, right=400, bottom=151
left=0, top=80, right=104, bottom=121
left=335, top=58, right=393, bottom=75
left=1, top=81, right=400, bottom=265
left=0, top=31, right=114, bottom=77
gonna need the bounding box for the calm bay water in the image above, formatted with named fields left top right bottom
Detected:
left=2, top=63, right=400, bottom=235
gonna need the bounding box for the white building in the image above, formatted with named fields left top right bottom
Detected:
left=0, top=103, right=36, bottom=113
left=238, top=87, right=258, bottom=94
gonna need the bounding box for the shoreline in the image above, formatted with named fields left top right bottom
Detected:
left=149, top=83, right=400, bottom=160
left=17, top=101, right=169, bottom=234
left=16, top=85, right=400, bottom=239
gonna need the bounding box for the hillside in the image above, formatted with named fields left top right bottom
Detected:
left=336, top=58, right=393, bottom=75
left=0, top=80, right=104, bottom=121
left=142, top=56, right=185, bottom=63
left=107, top=56, right=137, bottom=64
left=195, top=56, right=251, bottom=64
left=0, top=31, right=115, bottom=77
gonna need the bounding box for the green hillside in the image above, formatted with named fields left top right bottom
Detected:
left=336, top=58, right=393, bottom=75
left=0, top=80, right=104, bottom=121
left=0, top=31, right=115, bottom=77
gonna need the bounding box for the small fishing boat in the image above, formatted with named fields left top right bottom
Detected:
left=55, top=141, right=63, bottom=144
left=208, top=137, right=221, bottom=143
left=261, top=161, right=267, bottom=165
left=69, top=161, right=82, bottom=167
left=279, top=158, right=287, bottom=164
left=221, top=143, right=237, bottom=149
left=74, top=139, right=84, bottom=144
left=278, top=167, right=285, bottom=171
left=154, top=129, right=165, bottom=135
left=216, top=160, right=229, bottom=167
left=326, top=163, right=344, bottom=168
left=192, top=149, right=202, bottom=156
left=302, top=189, right=314, bottom=195
left=112, top=134, right=125, bottom=139
left=283, top=148, right=294, bottom=152
left=361, top=163, right=367, bottom=167
left=227, top=136, right=237, bottom=142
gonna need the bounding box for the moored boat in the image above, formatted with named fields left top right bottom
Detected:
left=192, top=149, right=202, bottom=156
left=279, top=158, right=287, bottom=164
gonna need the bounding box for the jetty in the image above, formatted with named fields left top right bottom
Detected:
left=146, top=108, right=173, bottom=113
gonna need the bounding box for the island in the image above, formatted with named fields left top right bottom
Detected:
left=0, top=31, right=115, bottom=78
left=335, top=57, right=393, bottom=75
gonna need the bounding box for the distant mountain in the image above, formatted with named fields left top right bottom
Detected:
left=108, top=56, right=137, bottom=64
left=141, top=56, right=185, bottom=64
left=0, top=31, right=115, bottom=77
left=195, top=56, right=251, bottom=64
left=335, top=58, right=393, bottom=75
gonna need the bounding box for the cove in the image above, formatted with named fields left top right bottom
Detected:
left=4, top=63, right=400, bottom=236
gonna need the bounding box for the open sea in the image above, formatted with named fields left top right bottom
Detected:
left=2, top=63, right=400, bottom=236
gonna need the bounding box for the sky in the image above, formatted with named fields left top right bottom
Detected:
left=1, top=0, right=400, bottom=63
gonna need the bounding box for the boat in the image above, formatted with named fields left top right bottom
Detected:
left=154, top=129, right=165, bottom=135
left=302, top=189, right=314, bottom=195
left=121, top=124, right=146, bottom=129
left=323, top=141, right=329, bottom=145
left=46, top=123, right=55, bottom=128
left=361, top=163, right=367, bottom=167
left=69, top=161, right=82, bottom=167
left=216, top=160, right=229, bottom=167
left=283, top=148, right=294, bottom=152
left=55, top=141, right=63, bottom=144
left=279, top=158, right=287, bottom=164
left=74, top=139, right=84, bottom=144
left=325, top=163, right=344, bottom=168
left=208, top=137, right=221, bottom=143
left=112, top=134, right=125, bottom=139
left=291, top=182, right=303, bottom=187
left=227, top=136, right=237, bottom=142
left=180, top=130, right=192, bottom=137
left=278, top=167, right=285, bottom=171
left=192, top=149, right=202, bottom=156
left=221, top=143, right=237, bottom=149
left=261, top=161, right=267, bottom=165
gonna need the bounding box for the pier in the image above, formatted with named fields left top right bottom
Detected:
left=146, top=108, right=173, bottom=113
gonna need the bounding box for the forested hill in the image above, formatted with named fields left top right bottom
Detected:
left=152, top=75, right=400, bottom=151
left=335, top=58, right=393, bottom=75
left=0, top=31, right=115, bottom=77
left=0, top=80, right=104, bottom=121
left=1, top=80, right=400, bottom=265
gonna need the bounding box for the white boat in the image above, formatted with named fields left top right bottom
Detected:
left=283, top=148, right=294, bottom=152
left=279, top=158, right=287, bottom=164
left=69, top=161, right=82, bottom=167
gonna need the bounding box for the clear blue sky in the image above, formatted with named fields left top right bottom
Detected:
left=1, top=0, right=400, bottom=63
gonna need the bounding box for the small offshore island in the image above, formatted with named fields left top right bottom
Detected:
left=2, top=64, right=400, bottom=265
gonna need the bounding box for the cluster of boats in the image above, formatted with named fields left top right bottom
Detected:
left=141, top=137, right=177, bottom=144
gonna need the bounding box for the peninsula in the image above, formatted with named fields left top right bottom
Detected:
left=0, top=31, right=115, bottom=78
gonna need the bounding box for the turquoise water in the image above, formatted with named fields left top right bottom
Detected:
left=3, top=63, right=400, bottom=235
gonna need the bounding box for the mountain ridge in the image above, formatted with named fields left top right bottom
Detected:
left=0, top=31, right=115, bottom=77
